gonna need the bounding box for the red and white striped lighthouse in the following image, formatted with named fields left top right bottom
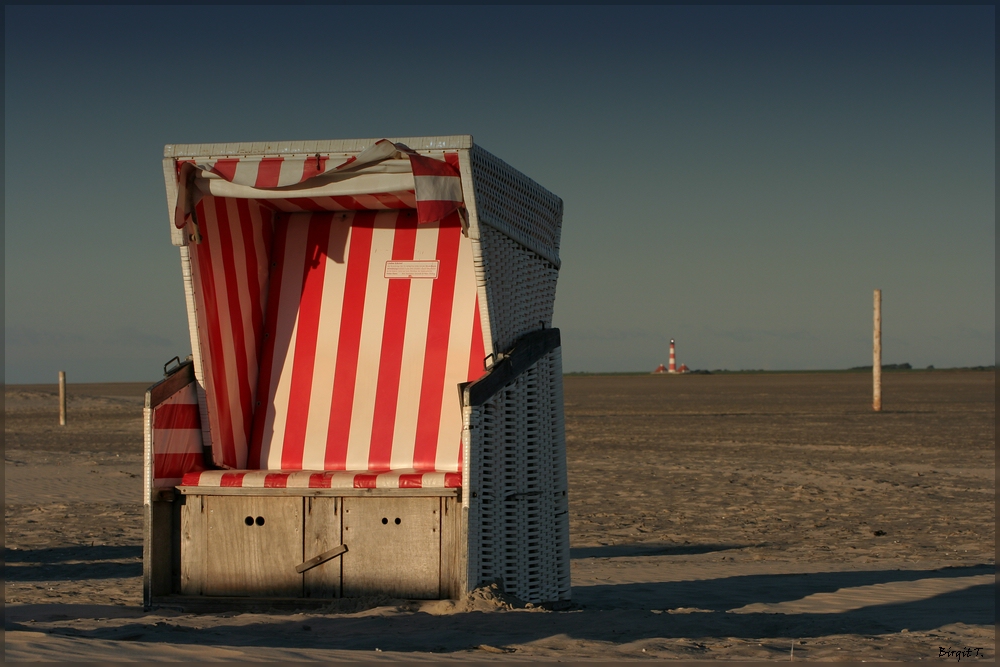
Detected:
left=668, top=339, right=677, bottom=373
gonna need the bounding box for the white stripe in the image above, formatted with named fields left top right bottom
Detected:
left=203, top=201, right=246, bottom=464
left=277, top=158, right=305, bottom=187
left=300, top=213, right=352, bottom=469
left=420, top=472, right=448, bottom=488
left=389, top=220, right=438, bottom=469
left=349, top=194, right=391, bottom=210
left=261, top=218, right=309, bottom=468
left=283, top=471, right=318, bottom=488
left=435, top=233, right=478, bottom=472
left=374, top=470, right=404, bottom=488
left=226, top=198, right=257, bottom=468
left=232, top=160, right=260, bottom=188
left=326, top=471, right=358, bottom=487
left=153, top=384, right=202, bottom=457
left=188, top=219, right=220, bottom=464
left=343, top=211, right=397, bottom=469
left=195, top=470, right=228, bottom=485
left=414, top=174, right=463, bottom=202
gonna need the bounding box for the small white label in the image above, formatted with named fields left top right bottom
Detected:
left=384, top=260, right=440, bottom=279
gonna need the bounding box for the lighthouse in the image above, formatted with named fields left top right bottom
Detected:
left=668, top=339, right=677, bottom=373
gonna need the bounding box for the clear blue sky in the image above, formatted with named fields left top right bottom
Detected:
left=4, top=5, right=995, bottom=383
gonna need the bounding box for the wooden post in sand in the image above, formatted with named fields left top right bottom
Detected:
left=873, top=290, right=882, bottom=412
left=59, top=371, right=67, bottom=425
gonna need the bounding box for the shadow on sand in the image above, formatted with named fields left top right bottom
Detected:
left=4, top=545, right=142, bottom=582
left=5, top=565, right=993, bottom=652
left=570, top=542, right=750, bottom=559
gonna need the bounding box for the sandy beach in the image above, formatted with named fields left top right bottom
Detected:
left=5, top=371, right=994, bottom=661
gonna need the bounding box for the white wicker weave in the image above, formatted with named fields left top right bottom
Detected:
left=466, top=349, right=570, bottom=603
left=463, top=143, right=569, bottom=603
left=469, top=144, right=562, bottom=268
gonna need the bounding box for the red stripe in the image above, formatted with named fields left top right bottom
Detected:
left=467, top=296, right=486, bottom=383
left=336, top=155, right=357, bottom=170
left=211, top=159, right=240, bottom=182
left=398, top=473, right=423, bottom=489
left=444, top=472, right=462, bottom=488
left=368, top=212, right=418, bottom=470
left=281, top=214, right=334, bottom=469
left=409, top=153, right=459, bottom=177
left=181, top=471, right=204, bottom=486
left=309, top=472, right=333, bottom=488
left=444, top=152, right=460, bottom=171
left=417, top=199, right=461, bottom=224
left=353, top=473, right=378, bottom=489
left=264, top=473, right=289, bottom=488
left=284, top=197, right=327, bottom=212
left=369, top=192, right=412, bottom=209
left=248, top=215, right=291, bottom=468
left=194, top=199, right=236, bottom=468
left=220, top=472, right=247, bottom=487
left=412, top=212, right=463, bottom=470
left=329, top=195, right=368, bottom=210
left=324, top=212, right=376, bottom=468
left=255, top=158, right=283, bottom=188
left=176, top=159, right=195, bottom=177
left=237, top=200, right=267, bottom=358
left=214, top=198, right=253, bottom=458
left=154, top=403, right=201, bottom=430
left=154, top=452, right=205, bottom=479
left=459, top=297, right=487, bottom=468
left=300, top=155, right=328, bottom=181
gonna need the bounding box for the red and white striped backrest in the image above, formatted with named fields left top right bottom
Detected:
left=189, top=195, right=274, bottom=468
left=248, top=209, right=486, bottom=472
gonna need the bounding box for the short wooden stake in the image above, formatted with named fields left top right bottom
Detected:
left=58, top=371, right=67, bottom=425
left=873, top=290, right=882, bottom=412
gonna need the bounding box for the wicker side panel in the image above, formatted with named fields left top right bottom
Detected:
left=469, top=145, right=563, bottom=268
left=467, top=348, right=570, bottom=603
left=477, top=224, right=560, bottom=357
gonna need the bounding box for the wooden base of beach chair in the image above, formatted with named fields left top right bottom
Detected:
left=146, top=489, right=463, bottom=609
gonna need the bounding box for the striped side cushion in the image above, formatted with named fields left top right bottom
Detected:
left=152, top=383, right=205, bottom=487
left=247, top=209, right=486, bottom=473
left=180, top=469, right=461, bottom=489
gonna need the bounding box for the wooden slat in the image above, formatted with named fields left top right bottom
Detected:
left=464, top=328, right=561, bottom=407
left=149, top=595, right=342, bottom=613
left=147, top=361, right=196, bottom=408
left=297, top=544, right=347, bottom=574
left=203, top=496, right=303, bottom=597
left=303, top=498, right=342, bottom=598
left=179, top=494, right=205, bottom=595
left=342, top=498, right=440, bottom=599
left=147, top=501, right=175, bottom=597
left=439, top=496, right=465, bottom=599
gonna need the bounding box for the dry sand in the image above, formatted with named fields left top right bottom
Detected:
left=5, top=371, right=995, bottom=661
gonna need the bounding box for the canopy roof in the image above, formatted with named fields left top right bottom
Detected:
left=175, top=139, right=465, bottom=233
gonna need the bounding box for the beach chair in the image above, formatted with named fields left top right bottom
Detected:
left=143, top=136, right=570, bottom=609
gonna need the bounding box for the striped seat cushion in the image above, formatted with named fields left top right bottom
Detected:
left=180, top=469, right=461, bottom=489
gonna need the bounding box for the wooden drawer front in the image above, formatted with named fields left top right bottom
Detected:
left=303, top=497, right=342, bottom=598
left=203, top=497, right=302, bottom=597
left=342, top=498, right=440, bottom=599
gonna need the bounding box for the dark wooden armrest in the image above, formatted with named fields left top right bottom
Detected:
left=462, top=328, right=561, bottom=407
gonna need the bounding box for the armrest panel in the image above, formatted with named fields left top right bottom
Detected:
left=463, top=328, right=561, bottom=407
